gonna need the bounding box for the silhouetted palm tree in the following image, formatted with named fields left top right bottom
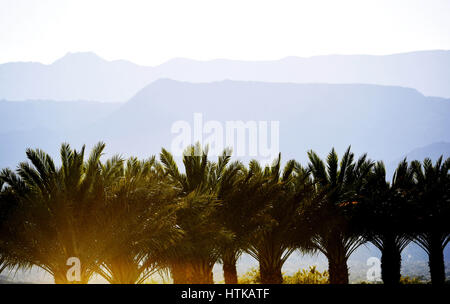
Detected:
left=0, top=179, right=17, bottom=272
left=0, top=143, right=112, bottom=283
left=95, top=157, right=181, bottom=284
left=411, top=156, right=450, bottom=285
left=357, top=160, right=414, bottom=285
left=306, top=147, right=373, bottom=284
left=214, top=160, right=250, bottom=284
left=160, top=144, right=231, bottom=283
left=244, top=156, right=313, bottom=284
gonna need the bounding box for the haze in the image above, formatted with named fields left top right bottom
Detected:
left=1, top=0, right=450, bottom=65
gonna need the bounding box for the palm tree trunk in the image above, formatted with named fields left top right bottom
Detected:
left=223, top=259, right=238, bottom=284
left=222, top=249, right=238, bottom=284
left=428, top=233, right=446, bottom=285
left=54, top=272, right=69, bottom=284
left=203, top=266, right=214, bottom=284
left=181, top=260, right=214, bottom=284
left=328, top=258, right=349, bottom=284
left=380, top=236, right=401, bottom=285
left=108, top=259, right=141, bottom=284
left=171, top=260, right=214, bottom=284
left=53, top=272, right=89, bottom=284
left=53, top=266, right=90, bottom=284
left=260, top=263, right=283, bottom=284
left=326, top=236, right=349, bottom=284
left=171, top=262, right=188, bottom=284
left=197, top=261, right=214, bottom=284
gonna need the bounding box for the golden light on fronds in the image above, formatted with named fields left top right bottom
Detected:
left=338, top=201, right=359, bottom=207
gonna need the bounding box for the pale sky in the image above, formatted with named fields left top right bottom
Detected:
left=1, top=0, right=450, bottom=65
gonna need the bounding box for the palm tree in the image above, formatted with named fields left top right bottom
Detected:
left=411, top=156, right=450, bottom=285
left=244, top=156, right=313, bottom=284
left=213, top=160, right=247, bottom=284
left=306, top=147, right=373, bottom=284
left=215, top=159, right=283, bottom=284
left=0, top=179, right=17, bottom=272
left=95, top=157, right=181, bottom=284
left=0, top=143, right=112, bottom=283
left=356, top=160, right=414, bottom=285
left=160, top=144, right=231, bottom=283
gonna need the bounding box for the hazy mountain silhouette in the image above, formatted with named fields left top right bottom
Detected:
left=1, top=50, right=450, bottom=102
left=72, top=80, right=450, bottom=167
left=0, top=52, right=156, bottom=102
left=2, top=79, right=449, bottom=172
left=0, top=99, right=120, bottom=169
left=395, top=141, right=450, bottom=162
left=386, top=142, right=450, bottom=180
left=0, top=99, right=120, bottom=133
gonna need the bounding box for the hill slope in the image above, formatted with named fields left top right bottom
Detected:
left=76, top=80, right=450, bottom=167
left=1, top=50, right=450, bottom=102
left=1, top=80, right=449, bottom=169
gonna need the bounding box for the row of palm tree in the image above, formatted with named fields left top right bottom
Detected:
left=0, top=142, right=448, bottom=284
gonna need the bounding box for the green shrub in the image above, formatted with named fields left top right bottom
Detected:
left=399, top=276, right=426, bottom=284
left=238, top=267, right=261, bottom=284
left=283, top=266, right=329, bottom=284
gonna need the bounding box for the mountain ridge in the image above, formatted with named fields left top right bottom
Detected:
left=4, top=49, right=449, bottom=66
left=66, top=80, right=450, bottom=169
left=2, top=50, right=450, bottom=102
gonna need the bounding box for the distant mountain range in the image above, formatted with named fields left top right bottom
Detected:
left=398, top=142, right=450, bottom=162
left=1, top=80, right=449, bottom=174
left=0, top=100, right=120, bottom=169
left=0, top=99, right=120, bottom=133
left=1, top=50, right=450, bottom=102
left=386, top=142, right=450, bottom=180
